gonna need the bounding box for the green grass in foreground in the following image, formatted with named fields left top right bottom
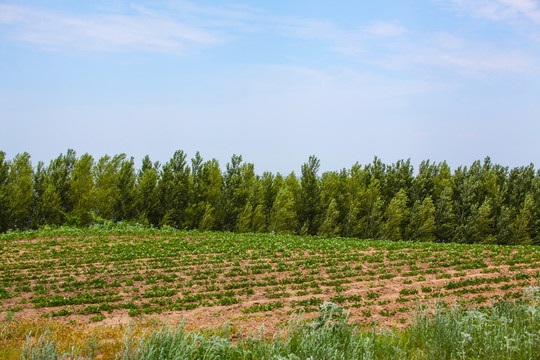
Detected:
left=16, top=287, right=540, bottom=360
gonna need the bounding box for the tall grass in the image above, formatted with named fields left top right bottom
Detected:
left=13, top=287, right=540, bottom=360
left=19, top=331, right=100, bottom=360
left=119, top=288, right=539, bottom=360
left=407, top=287, right=539, bottom=360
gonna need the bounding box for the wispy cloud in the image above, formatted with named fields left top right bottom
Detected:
left=333, top=29, right=536, bottom=75
left=0, top=4, right=222, bottom=54
left=259, top=11, right=536, bottom=75
left=439, top=0, right=540, bottom=24
left=0, top=1, right=537, bottom=75
left=411, top=32, right=535, bottom=74
left=366, top=21, right=407, bottom=37
left=0, top=2, right=379, bottom=59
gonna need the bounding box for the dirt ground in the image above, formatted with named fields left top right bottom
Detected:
left=2, top=240, right=537, bottom=336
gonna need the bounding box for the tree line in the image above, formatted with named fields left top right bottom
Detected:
left=0, top=150, right=538, bottom=245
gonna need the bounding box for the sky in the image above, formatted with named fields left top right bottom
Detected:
left=1, top=0, right=539, bottom=174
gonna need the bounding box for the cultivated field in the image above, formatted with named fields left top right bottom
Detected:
left=1, top=227, right=539, bottom=336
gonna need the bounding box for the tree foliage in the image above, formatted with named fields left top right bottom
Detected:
left=299, top=156, right=322, bottom=235
left=0, top=151, right=537, bottom=245
left=382, top=189, right=409, bottom=241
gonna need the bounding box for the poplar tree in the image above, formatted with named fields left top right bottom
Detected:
left=384, top=159, right=414, bottom=203
left=299, top=155, right=322, bottom=235
left=433, top=161, right=452, bottom=200
left=0, top=152, right=9, bottom=232
left=406, top=196, right=436, bottom=242
left=434, top=186, right=456, bottom=242
left=452, top=167, right=479, bottom=242
left=343, top=204, right=359, bottom=238
left=221, top=154, right=243, bottom=230
left=6, top=153, right=34, bottom=230
left=497, top=195, right=533, bottom=245
left=344, top=163, right=366, bottom=238
left=350, top=179, right=384, bottom=239
left=382, top=189, right=409, bottom=241
left=94, top=154, right=124, bottom=220
left=48, top=149, right=76, bottom=215
left=186, top=153, right=222, bottom=230
left=365, top=202, right=384, bottom=239
left=186, top=152, right=205, bottom=229
left=70, top=153, right=95, bottom=226
left=251, top=204, right=266, bottom=233
left=137, top=157, right=160, bottom=226
left=221, top=155, right=254, bottom=231
left=158, top=150, right=191, bottom=228
left=365, top=157, right=386, bottom=187
left=33, top=160, right=46, bottom=215
left=38, top=183, right=62, bottom=226
left=185, top=156, right=222, bottom=230
left=115, top=156, right=136, bottom=221
left=458, top=200, right=495, bottom=244
left=532, top=175, right=540, bottom=245
left=199, top=204, right=215, bottom=231
left=505, top=165, right=535, bottom=209
left=261, top=172, right=278, bottom=224
left=246, top=180, right=266, bottom=233
left=270, top=173, right=299, bottom=234
left=34, top=161, right=62, bottom=226
left=237, top=202, right=253, bottom=233
left=320, top=170, right=348, bottom=236
left=410, top=160, right=437, bottom=203
left=319, top=198, right=341, bottom=238
left=198, top=158, right=222, bottom=229
left=270, top=187, right=296, bottom=234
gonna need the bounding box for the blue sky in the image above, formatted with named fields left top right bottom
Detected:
left=1, top=0, right=539, bottom=174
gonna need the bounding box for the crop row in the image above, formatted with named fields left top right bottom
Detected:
left=0, top=229, right=539, bottom=326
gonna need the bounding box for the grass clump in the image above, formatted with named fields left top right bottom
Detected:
left=20, top=331, right=60, bottom=360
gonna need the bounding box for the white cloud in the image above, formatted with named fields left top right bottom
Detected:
left=0, top=3, right=368, bottom=56
left=441, top=0, right=540, bottom=23
left=366, top=21, right=407, bottom=37
left=415, top=32, right=535, bottom=73
left=418, top=45, right=533, bottom=74
left=0, top=2, right=537, bottom=75
left=0, top=4, right=222, bottom=54
left=265, top=12, right=535, bottom=75
left=331, top=29, right=536, bottom=75
left=273, top=17, right=345, bottom=41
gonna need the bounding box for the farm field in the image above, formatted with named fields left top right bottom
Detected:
left=1, top=227, right=539, bottom=336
